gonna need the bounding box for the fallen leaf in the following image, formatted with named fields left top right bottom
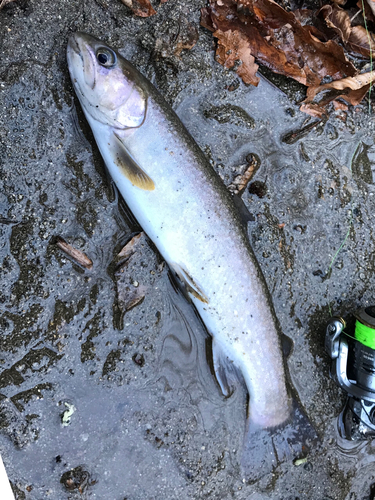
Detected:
left=228, top=154, right=260, bottom=193
left=154, top=17, right=199, bottom=57
left=56, top=237, right=93, bottom=270
left=299, top=102, right=328, bottom=119
left=306, top=72, right=374, bottom=99
left=174, top=17, right=199, bottom=56
left=348, top=25, right=375, bottom=57
left=332, top=100, right=349, bottom=110
left=201, top=0, right=356, bottom=87
left=120, top=0, right=156, bottom=17
left=117, top=233, right=143, bottom=262
left=302, top=72, right=374, bottom=114
left=118, top=289, right=146, bottom=312
left=366, top=0, right=375, bottom=17
left=357, top=0, right=375, bottom=23
left=319, top=4, right=351, bottom=42
left=320, top=4, right=375, bottom=57
left=214, top=29, right=260, bottom=86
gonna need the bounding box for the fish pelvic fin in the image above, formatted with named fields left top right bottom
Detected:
left=173, top=263, right=209, bottom=304
left=111, top=132, right=155, bottom=191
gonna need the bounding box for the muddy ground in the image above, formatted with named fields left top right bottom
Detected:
left=1, top=0, right=375, bottom=498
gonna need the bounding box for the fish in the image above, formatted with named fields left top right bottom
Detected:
left=67, top=32, right=316, bottom=477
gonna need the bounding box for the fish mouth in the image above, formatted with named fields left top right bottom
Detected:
left=67, top=33, right=81, bottom=56
left=67, top=32, right=97, bottom=91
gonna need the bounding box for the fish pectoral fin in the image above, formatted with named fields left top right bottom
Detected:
left=172, top=264, right=208, bottom=304
left=212, top=339, right=241, bottom=398
left=110, top=132, right=155, bottom=191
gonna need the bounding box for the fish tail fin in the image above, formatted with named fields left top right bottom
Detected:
left=241, top=397, right=319, bottom=482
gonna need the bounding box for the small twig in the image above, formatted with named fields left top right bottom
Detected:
left=350, top=9, right=362, bottom=23
left=56, top=237, right=93, bottom=270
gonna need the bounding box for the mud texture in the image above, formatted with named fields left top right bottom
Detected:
left=1, top=0, right=375, bottom=499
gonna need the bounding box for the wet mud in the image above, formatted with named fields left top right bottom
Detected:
left=1, top=0, right=375, bottom=498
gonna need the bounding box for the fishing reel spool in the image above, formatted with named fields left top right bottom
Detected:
left=325, top=307, right=375, bottom=440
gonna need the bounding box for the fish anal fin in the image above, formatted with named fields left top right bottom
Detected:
left=212, top=338, right=241, bottom=398
left=173, top=263, right=208, bottom=304
left=111, top=132, right=155, bottom=191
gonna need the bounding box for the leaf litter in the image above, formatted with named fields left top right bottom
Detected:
left=201, top=0, right=375, bottom=116
left=120, top=0, right=157, bottom=17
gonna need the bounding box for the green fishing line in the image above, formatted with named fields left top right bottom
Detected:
left=355, top=320, right=375, bottom=349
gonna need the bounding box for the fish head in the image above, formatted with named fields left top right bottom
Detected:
left=67, top=32, right=147, bottom=129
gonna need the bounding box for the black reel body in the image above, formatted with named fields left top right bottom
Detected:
left=325, top=307, right=375, bottom=440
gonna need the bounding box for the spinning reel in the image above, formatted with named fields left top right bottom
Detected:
left=325, top=307, right=375, bottom=440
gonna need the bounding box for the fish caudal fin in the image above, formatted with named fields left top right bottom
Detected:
left=241, top=398, right=319, bottom=482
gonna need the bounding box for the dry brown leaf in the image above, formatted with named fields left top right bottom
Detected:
left=201, top=0, right=356, bottom=87
left=120, top=0, right=156, bottom=17
left=319, top=4, right=351, bottom=42
left=122, top=289, right=146, bottom=312
left=173, top=19, right=199, bottom=56
left=357, top=0, right=375, bottom=23
left=303, top=72, right=374, bottom=113
left=56, top=237, right=93, bottom=270
left=366, top=0, right=375, bottom=17
left=228, top=154, right=260, bottom=194
left=348, top=26, right=375, bottom=57
left=299, top=103, right=328, bottom=119
left=154, top=17, right=199, bottom=57
left=308, top=72, right=374, bottom=95
left=117, top=233, right=143, bottom=261
left=332, top=100, right=349, bottom=110
left=214, top=29, right=260, bottom=86
left=320, top=4, right=375, bottom=57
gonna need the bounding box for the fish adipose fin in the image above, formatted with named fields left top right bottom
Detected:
left=281, top=332, right=293, bottom=358
left=212, top=338, right=242, bottom=397
left=231, top=193, right=256, bottom=228
left=241, top=398, right=319, bottom=482
left=110, top=132, right=155, bottom=191
left=173, top=264, right=209, bottom=304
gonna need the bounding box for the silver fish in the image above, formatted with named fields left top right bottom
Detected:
left=67, top=32, right=315, bottom=474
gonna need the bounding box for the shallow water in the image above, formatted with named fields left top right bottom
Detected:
left=2, top=0, right=375, bottom=498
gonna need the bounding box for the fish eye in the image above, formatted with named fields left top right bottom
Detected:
left=96, top=48, right=116, bottom=68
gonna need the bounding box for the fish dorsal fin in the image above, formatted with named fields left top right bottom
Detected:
left=212, top=338, right=241, bottom=397
left=172, top=263, right=209, bottom=304
left=110, top=132, right=155, bottom=191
